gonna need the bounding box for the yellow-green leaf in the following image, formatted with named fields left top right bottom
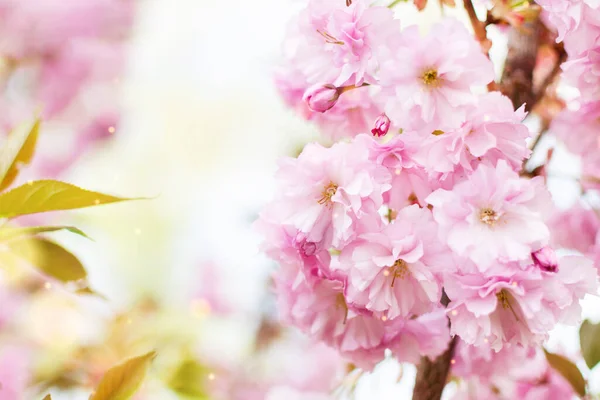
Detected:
left=544, top=349, right=586, bottom=397
left=0, top=226, right=90, bottom=241
left=580, top=320, right=600, bottom=370
left=169, top=360, right=210, bottom=398
left=0, top=180, right=138, bottom=219
left=0, top=118, right=40, bottom=191
left=43, top=395, right=52, bottom=400
left=7, top=237, right=86, bottom=282
left=90, top=351, right=156, bottom=400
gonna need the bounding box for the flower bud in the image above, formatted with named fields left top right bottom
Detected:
left=303, top=84, right=340, bottom=113
left=532, top=247, right=558, bottom=272
left=371, top=113, right=391, bottom=137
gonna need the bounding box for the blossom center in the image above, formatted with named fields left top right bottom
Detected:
left=318, top=182, right=338, bottom=207
left=479, top=208, right=499, bottom=226
left=422, top=68, right=440, bottom=87
left=385, top=259, right=410, bottom=287
left=496, top=289, right=520, bottom=322
left=317, top=30, right=345, bottom=45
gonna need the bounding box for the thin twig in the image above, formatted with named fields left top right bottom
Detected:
left=463, top=0, right=489, bottom=50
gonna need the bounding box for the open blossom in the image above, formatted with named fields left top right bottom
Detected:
left=339, top=205, right=450, bottom=319
left=272, top=136, right=391, bottom=249
left=412, top=92, right=530, bottom=177
left=380, top=19, right=494, bottom=130
left=548, top=203, right=600, bottom=253
left=562, top=47, right=600, bottom=100
left=427, top=160, right=552, bottom=271
left=446, top=255, right=597, bottom=351
left=289, top=0, right=399, bottom=87
left=445, top=267, right=553, bottom=351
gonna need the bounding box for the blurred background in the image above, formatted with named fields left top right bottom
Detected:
left=0, top=0, right=597, bottom=399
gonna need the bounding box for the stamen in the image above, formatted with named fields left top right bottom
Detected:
left=479, top=208, right=499, bottom=226
left=318, top=182, right=338, bottom=207
left=317, top=30, right=345, bottom=45
left=389, top=259, right=409, bottom=287
left=422, top=68, right=441, bottom=87
left=496, top=289, right=520, bottom=322
left=336, top=293, right=349, bottom=324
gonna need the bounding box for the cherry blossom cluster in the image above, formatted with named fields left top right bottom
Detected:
left=0, top=0, right=135, bottom=177
left=258, top=0, right=599, bottom=379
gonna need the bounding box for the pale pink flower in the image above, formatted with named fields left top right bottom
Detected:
left=427, top=160, right=553, bottom=271
left=412, top=92, right=530, bottom=177
left=452, top=340, right=535, bottom=382
left=562, top=46, right=600, bottom=100
left=309, top=87, right=382, bottom=141
left=274, top=265, right=449, bottom=369
left=255, top=204, right=332, bottom=279
left=547, top=203, right=600, bottom=254
left=536, top=0, right=585, bottom=42
left=514, top=368, right=575, bottom=400
left=338, top=205, right=450, bottom=319
left=380, top=19, right=494, bottom=129
left=359, top=133, right=435, bottom=209
left=446, top=255, right=596, bottom=350
left=290, top=0, right=400, bottom=87
left=445, top=267, right=552, bottom=351
left=551, top=101, right=600, bottom=160
left=539, top=255, right=598, bottom=325
left=272, top=137, right=391, bottom=249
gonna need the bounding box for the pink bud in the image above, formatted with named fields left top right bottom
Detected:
left=371, top=113, right=391, bottom=137
left=532, top=247, right=558, bottom=272
left=303, top=84, right=340, bottom=113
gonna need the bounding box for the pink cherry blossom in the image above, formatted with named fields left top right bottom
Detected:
left=427, top=160, right=552, bottom=271
left=412, top=92, right=531, bottom=177
left=380, top=19, right=494, bottom=129
left=265, top=387, right=330, bottom=400
left=445, top=267, right=553, bottom=351
left=562, top=46, right=600, bottom=100
left=288, top=0, right=400, bottom=87
left=271, top=136, right=391, bottom=249
left=446, top=254, right=597, bottom=350
left=547, top=203, right=600, bottom=254
left=338, top=205, right=450, bottom=319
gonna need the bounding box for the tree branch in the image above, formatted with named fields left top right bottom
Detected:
left=412, top=290, right=456, bottom=400
left=412, top=337, right=458, bottom=400
left=499, top=20, right=542, bottom=111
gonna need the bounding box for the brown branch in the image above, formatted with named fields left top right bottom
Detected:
left=412, top=337, right=458, bottom=400
left=499, top=20, right=542, bottom=111
left=463, top=0, right=488, bottom=48
left=412, top=290, right=456, bottom=400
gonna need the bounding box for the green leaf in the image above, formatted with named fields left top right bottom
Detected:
left=0, top=180, right=139, bottom=219
left=544, top=349, right=586, bottom=397
left=0, top=226, right=90, bottom=241
left=7, top=237, right=86, bottom=282
left=580, top=320, right=600, bottom=370
left=0, top=118, right=41, bottom=191
left=90, top=351, right=156, bottom=400
left=169, top=360, right=210, bottom=398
